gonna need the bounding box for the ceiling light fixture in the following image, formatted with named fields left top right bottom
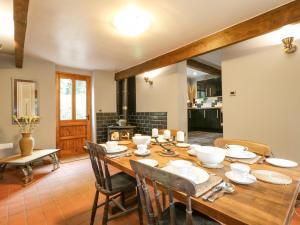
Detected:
left=113, top=4, right=151, bottom=37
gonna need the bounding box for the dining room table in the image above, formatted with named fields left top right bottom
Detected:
left=105, top=142, right=300, bottom=225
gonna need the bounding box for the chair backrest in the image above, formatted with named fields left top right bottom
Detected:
left=130, top=160, right=196, bottom=225
left=86, top=142, right=113, bottom=192
left=214, top=138, right=272, bottom=157
left=158, top=129, right=179, bottom=139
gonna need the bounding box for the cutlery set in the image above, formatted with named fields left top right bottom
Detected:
left=202, top=181, right=235, bottom=202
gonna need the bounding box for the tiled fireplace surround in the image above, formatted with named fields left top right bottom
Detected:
left=96, top=112, right=167, bottom=143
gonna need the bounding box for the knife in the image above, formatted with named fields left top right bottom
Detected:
left=202, top=181, right=224, bottom=201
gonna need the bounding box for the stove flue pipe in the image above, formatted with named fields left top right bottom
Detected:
left=121, top=78, right=128, bottom=123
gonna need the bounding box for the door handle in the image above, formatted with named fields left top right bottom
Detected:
left=86, top=114, right=90, bottom=120
left=203, top=110, right=206, bottom=119
left=217, top=110, right=219, bottom=118
left=210, top=88, right=212, bottom=96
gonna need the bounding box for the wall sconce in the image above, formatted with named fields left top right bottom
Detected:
left=282, top=37, right=297, bottom=54
left=0, top=43, right=2, bottom=50
left=144, top=76, right=153, bottom=85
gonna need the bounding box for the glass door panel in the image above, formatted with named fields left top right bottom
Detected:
left=60, top=78, right=72, bottom=120
left=76, top=80, right=87, bottom=120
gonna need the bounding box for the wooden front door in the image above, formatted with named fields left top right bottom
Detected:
left=56, top=72, right=91, bottom=156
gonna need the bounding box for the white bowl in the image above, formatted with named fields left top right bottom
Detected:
left=132, top=135, right=151, bottom=146
left=226, top=144, right=247, bottom=152
left=196, top=146, right=226, bottom=165
left=189, top=144, right=202, bottom=155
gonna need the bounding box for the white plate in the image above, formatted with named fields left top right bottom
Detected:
left=176, top=143, right=190, bottom=148
left=134, top=150, right=151, bottom=156
left=251, top=170, right=292, bottom=185
left=266, top=158, right=298, bottom=168
left=226, top=150, right=256, bottom=159
left=137, top=159, right=158, bottom=167
left=101, top=144, right=128, bottom=154
left=162, top=165, right=209, bottom=184
left=225, top=171, right=256, bottom=185
left=187, top=150, right=197, bottom=156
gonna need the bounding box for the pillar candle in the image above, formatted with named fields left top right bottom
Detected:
left=152, top=128, right=158, bottom=137
left=163, top=130, right=171, bottom=139
left=176, top=131, right=185, bottom=142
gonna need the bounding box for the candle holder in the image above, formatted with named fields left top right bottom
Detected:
left=154, top=137, right=178, bottom=157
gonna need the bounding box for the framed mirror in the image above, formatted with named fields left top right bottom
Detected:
left=12, top=79, right=39, bottom=121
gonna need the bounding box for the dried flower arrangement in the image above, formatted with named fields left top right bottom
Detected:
left=13, top=115, right=39, bottom=133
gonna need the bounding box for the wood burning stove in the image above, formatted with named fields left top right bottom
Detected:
left=107, top=125, right=136, bottom=141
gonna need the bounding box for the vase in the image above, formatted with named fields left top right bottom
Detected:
left=19, top=133, right=34, bottom=156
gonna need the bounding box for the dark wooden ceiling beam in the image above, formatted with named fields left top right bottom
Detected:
left=13, top=0, right=29, bottom=68
left=187, top=59, right=221, bottom=75
left=115, top=1, right=300, bottom=80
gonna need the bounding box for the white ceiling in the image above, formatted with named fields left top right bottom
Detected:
left=21, top=0, right=293, bottom=71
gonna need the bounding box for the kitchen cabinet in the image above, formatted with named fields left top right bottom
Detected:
left=188, top=108, right=222, bottom=132
left=197, top=77, right=222, bottom=97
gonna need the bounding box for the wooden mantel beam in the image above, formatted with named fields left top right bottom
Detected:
left=187, top=59, right=221, bottom=76
left=115, top=1, right=300, bottom=80
left=13, top=0, right=29, bottom=68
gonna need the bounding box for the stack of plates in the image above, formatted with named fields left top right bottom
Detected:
left=226, top=150, right=256, bottom=159
left=100, top=144, right=128, bottom=154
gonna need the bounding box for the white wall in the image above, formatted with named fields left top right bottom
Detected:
left=0, top=56, right=116, bottom=157
left=92, top=70, right=116, bottom=141
left=0, top=56, right=56, bottom=157
left=136, top=62, right=188, bottom=133
left=222, top=39, right=300, bottom=162
left=92, top=70, right=116, bottom=113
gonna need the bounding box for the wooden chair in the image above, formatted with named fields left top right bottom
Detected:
left=214, top=138, right=272, bottom=157
left=130, top=159, right=220, bottom=225
left=86, top=142, right=142, bottom=225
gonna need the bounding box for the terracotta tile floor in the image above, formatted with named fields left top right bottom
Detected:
left=0, top=159, right=299, bottom=225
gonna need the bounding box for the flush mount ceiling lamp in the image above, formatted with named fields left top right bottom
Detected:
left=113, top=4, right=151, bottom=37
left=282, top=37, right=297, bottom=54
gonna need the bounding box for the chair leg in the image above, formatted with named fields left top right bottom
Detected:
left=102, top=195, right=110, bottom=225
left=162, top=192, right=167, bottom=210
left=90, top=190, right=99, bottom=225
left=137, top=188, right=143, bottom=225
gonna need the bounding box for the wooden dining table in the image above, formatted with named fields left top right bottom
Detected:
left=106, top=143, right=300, bottom=225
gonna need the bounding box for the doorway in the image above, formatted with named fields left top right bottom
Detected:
left=187, top=50, right=223, bottom=145
left=56, top=72, right=91, bottom=157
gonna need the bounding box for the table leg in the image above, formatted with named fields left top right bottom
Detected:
left=50, top=153, right=60, bottom=171
left=20, top=165, right=33, bottom=184
left=0, top=164, right=7, bottom=179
